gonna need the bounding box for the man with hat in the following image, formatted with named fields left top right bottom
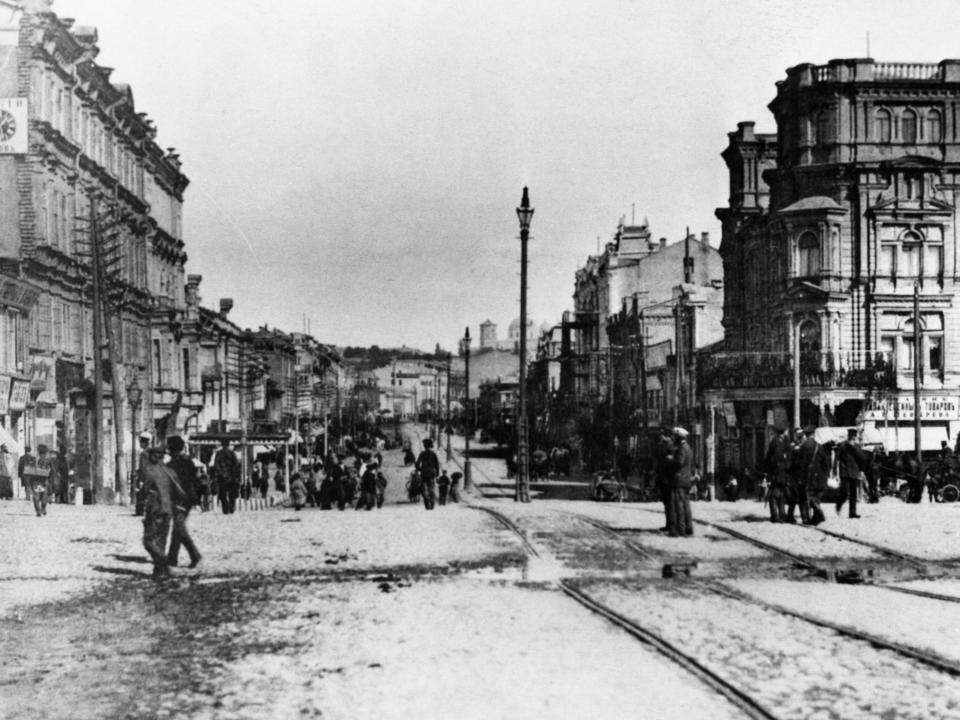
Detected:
left=165, top=435, right=201, bottom=569
left=653, top=426, right=676, bottom=532
left=415, top=438, right=439, bottom=510
left=666, top=427, right=694, bottom=536
left=835, top=428, right=868, bottom=519
left=141, top=441, right=178, bottom=579
left=212, top=437, right=240, bottom=514
left=763, top=426, right=791, bottom=523
left=134, top=431, right=152, bottom=516
left=789, top=426, right=818, bottom=524
left=17, top=445, right=34, bottom=501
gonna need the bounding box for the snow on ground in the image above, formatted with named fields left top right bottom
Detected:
left=585, top=579, right=960, bottom=720
left=157, top=578, right=747, bottom=720
left=729, top=578, right=960, bottom=665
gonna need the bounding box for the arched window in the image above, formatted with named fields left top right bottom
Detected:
left=900, top=230, right=922, bottom=277
left=876, top=108, right=892, bottom=143
left=927, top=109, right=942, bottom=143
left=815, top=111, right=831, bottom=145
left=901, top=109, right=918, bottom=143
left=797, top=232, right=820, bottom=277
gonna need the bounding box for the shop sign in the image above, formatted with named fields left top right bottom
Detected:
left=0, top=375, right=9, bottom=414
left=863, top=395, right=960, bottom=421
left=8, top=379, right=28, bottom=411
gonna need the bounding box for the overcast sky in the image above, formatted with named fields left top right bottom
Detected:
left=54, top=0, right=960, bottom=351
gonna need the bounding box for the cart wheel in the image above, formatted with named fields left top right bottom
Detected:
left=940, top=484, right=960, bottom=503
left=897, top=485, right=912, bottom=503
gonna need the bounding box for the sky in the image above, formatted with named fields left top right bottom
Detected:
left=51, top=0, right=960, bottom=352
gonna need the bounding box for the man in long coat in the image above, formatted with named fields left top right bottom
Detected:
left=835, top=428, right=867, bottom=519
left=141, top=445, right=177, bottom=579
left=764, top=427, right=791, bottom=523
left=667, top=427, right=694, bottom=536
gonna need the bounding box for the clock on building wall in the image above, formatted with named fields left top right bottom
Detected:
left=0, top=98, right=27, bottom=154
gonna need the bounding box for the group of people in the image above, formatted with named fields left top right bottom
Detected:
left=0, top=443, right=68, bottom=511
left=763, top=425, right=869, bottom=524
left=654, top=426, right=696, bottom=537
left=288, top=449, right=389, bottom=511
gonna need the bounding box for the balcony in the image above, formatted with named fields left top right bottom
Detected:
left=697, top=351, right=896, bottom=391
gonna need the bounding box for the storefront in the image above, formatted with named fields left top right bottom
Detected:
left=862, top=394, right=959, bottom=454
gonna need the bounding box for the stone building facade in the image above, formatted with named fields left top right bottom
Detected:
left=706, top=58, right=960, bottom=473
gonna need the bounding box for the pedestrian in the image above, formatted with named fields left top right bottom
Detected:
left=357, top=462, right=378, bottom=510
left=195, top=460, right=212, bottom=512
left=290, top=472, right=307, bottom=510
left=806, top=438, right=831, bottom=526
left=437, top=469, right=451, bottom=505
left=449, top=471, right=462, bottom=503
left=415, top=438, right=439, bottom=510
left=141, top=443, right=177, bottom=579
left=763, top=427, right=791, bottom=523
left=319, top=464, right=336, bottom=510
left=213, top=438, right=240, bottom=514
left=654, top=426, right=675, bottom=532
left=785, top=427, right=811, bottom=524
left=667, top=427, right=694, bottom=536
left=29, top=444, right=57, bottom=516
left=165, top=435, right=201, bottom=569
left=375, top=466, right=388, bottom=508
left=835, top=428, right=867, bottom=519
left=0, top=445, right=12, bottom=500
left=17, top=445, right=34, bottom=501
left=134, top=431, right=152, bottom=516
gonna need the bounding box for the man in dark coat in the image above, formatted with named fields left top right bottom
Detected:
left=165, top=436, right=201, bottom=569
left=835, top=428, right=867, bottom=519
left=787, top=427, right=814, bottom=524
left=18, top=445, right=35, bottom=501
left=212, top=438, right=240, bottom=514
left=763, top=427, right=791, bottom=523
left=667, top=427, right=694, bottom=536
left=415, top=438, right=440, bottom=510
left=654, top=426, right=676, bottom=532
left=141, top=444, right=176, bottom=579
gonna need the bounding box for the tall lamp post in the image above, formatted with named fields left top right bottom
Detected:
left=516, top=187, right=534, bottom=503
left=461, top=327, right=472, bottom=491
left=126, top=375, right=142, bottom=508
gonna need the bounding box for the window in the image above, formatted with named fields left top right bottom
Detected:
left=182, top=348, right=191, bottom=390
left=876, top=108, right=892, bottom=143
left=797, top=232, right=820, bottom=277
left=927, top=110, right=942, bottom=143
left=924, top=243, right=943, bottom=278
left=901, top=233, right=921, bottom=277
left=900, top=320, right=917, bottom=371
left=815, top=111, right=831, bottom=145
left=901, top=109, right=918, bottom=143
left=152, top=338, right=162, bottom=385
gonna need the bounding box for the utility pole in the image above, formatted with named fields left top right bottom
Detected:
left=516, top=187, right=534, bottom=503
left=445, top=352, right=452, bottom=462
left=89, top=195, right=105, bottom=503
left=914, top=283, right=922, bottom=483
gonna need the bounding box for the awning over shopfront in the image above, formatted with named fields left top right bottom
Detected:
left=877, top=425, right=950, bottom=453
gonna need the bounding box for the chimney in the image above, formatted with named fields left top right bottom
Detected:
left=701, top=232, right=709, bottom=245
left=219, top=298, right=233, bottom=316
left=659, top=237, right=667, bottom=248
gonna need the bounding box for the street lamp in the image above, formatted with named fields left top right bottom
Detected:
left=516, top=186, right=534, bottom=503
left=461, top=327, right=472, bottom=491
left=126, top=374, right=143, bottom=508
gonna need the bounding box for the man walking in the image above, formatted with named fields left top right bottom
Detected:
left=17, top=445, right=34, bottom=501
left=213, top=438, right=240, bottom=514
left=165, top=436, right=201, bottom=569
left=415, top=438, right=439, bottom=510
left=786, top=427, right=812, bottom=524
left=141, top=443, right=177, bottom=579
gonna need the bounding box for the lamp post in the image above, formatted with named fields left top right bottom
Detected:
left=445, top=352, right=452, bottom=462
left=461, top=327, right=472, bottom=491
left=126, top=375, right=142, bottom=508
left=516, top=187, right=534, bottom=503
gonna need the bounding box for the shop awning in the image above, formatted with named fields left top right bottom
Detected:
left=878, top=425, right=950, bottom=453
left=0, top=423, right=23, bottom=454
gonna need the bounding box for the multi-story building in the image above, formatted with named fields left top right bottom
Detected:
left=705, top=58, right=960, bottom=473
left=0, top=1, right=189, bottom=499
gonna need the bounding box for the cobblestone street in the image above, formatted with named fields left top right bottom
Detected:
left=3, top=434, right=960, bottom=719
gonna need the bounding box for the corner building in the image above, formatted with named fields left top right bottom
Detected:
left=707, top=59, right=960, bottom=471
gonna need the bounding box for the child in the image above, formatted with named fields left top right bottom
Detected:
left=290, top=472, right=307, bottom=511
left=437, top=469, right=451, bottom=505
